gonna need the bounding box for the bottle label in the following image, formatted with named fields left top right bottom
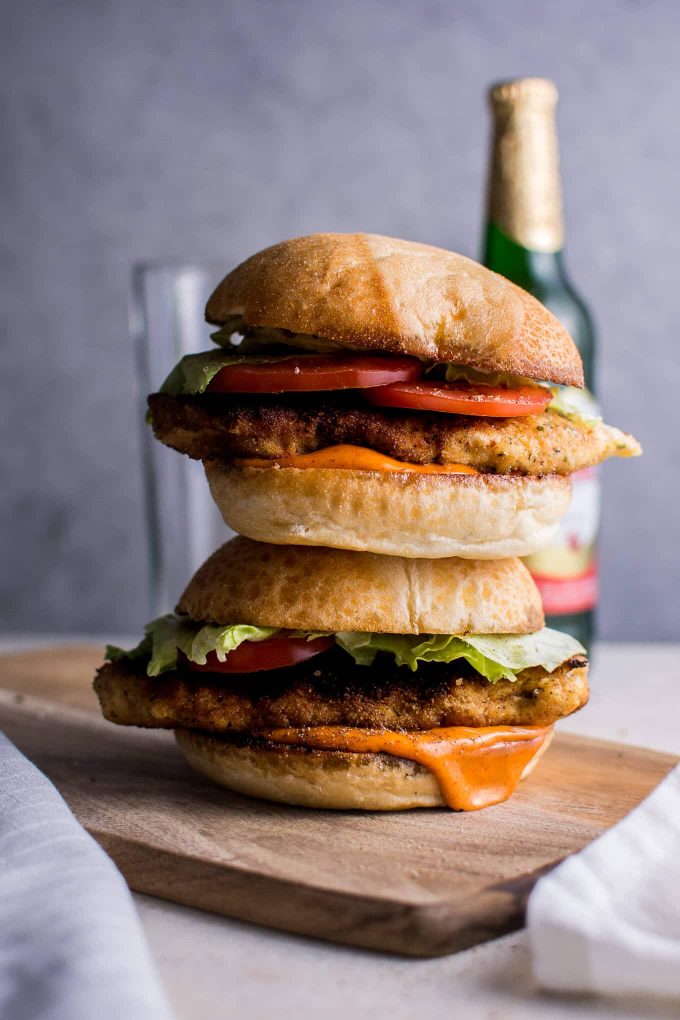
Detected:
left=523, top=389, right=600, bottom=616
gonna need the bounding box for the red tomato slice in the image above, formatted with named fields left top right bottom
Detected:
left=364, top=381, right=551, bottom=417
left=206, top=355, right=422, bottom=393
left=182, top=634, right=334, bottom=674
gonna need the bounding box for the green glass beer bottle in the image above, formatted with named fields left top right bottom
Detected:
left=482, top=78, right=598, bottom=649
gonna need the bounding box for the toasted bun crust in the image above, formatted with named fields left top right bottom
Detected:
left=204, top=463, right=571, bottom=560
left=175, top=728, right=554, bottom=810
left=177, top=536, right=544, bottom=635
left=205, top=233, right=583, bottom=386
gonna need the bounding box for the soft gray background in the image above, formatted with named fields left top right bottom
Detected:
left=1, top=0, right=677, bottom=638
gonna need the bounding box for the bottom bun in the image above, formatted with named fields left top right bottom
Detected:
left=175, top=728, right=554, bottom=811
left=204, top=463, right=571, bottom=559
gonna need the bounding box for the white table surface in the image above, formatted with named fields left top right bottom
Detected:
left=2, top=637, right=679, bottom=1020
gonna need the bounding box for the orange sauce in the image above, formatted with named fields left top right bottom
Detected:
left=259, top=725, right=551, bottom=810
left=235, top=444, right=479, bottom=475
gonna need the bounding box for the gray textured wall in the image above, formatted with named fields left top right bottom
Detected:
left=1, top=0, right=678, bottom=639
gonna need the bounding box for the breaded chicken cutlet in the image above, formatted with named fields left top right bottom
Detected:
left=148, top=392, right=638, bottom=475
left=95, top=648, right=589, bottom=733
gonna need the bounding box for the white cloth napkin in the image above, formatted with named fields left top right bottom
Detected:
left=0, top=731, right=175, bottom=1020
left=528, top=762, right=680, bottom=998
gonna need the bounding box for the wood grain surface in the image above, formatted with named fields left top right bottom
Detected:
left=0, top=645, right=676, bottom=957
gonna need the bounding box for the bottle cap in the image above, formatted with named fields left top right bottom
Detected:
left=489, top=78, right=558, bottom=108
left=486, top=77, right=564, bottom=252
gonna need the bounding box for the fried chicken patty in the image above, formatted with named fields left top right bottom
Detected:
left=148, top=392, right=638, bottom=475
left=94, top=648, right=589, bottom=731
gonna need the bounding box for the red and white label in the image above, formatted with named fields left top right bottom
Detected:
left=523, top=404, right=601, bottom=618
left=531, top=561, right=598, bottom=615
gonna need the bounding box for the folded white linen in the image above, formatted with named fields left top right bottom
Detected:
left=528, top=763, right=680, bottom=998
left=0, top=731, right=175, bottom=1020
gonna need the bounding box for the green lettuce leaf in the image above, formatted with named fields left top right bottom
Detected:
left=158, top=350, right=246, bottom=395
left=157, top=351, right=302, bottom=396
left=210, top=320, right=346, bottom=353
left=334, top=627, right=585, bottom=680
left=107, top=616, right=584, bottom=683
left=107, top=615, right=279, bottom=676
left=442, top=364, right=547, bottom=389
left=547, top=385, right=601, bottom=429
left=462, top=630, right=586, bottom=674
left=208, top=316, right=245, bottom=345
left=105, top=635, right=151, bottom=663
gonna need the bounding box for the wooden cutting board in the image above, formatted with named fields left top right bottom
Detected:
left=0, top=645, right=676, bottom=957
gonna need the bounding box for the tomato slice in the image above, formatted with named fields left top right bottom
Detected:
left=364, top=381, right=551, bottom=417
left=182, top=634, right=334, bottom=674
left=206, top=355, right=422, bottom=393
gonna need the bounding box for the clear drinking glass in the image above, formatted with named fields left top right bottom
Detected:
left=130, top=261, right=234, bottom=616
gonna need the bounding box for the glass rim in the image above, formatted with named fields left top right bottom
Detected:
left=131, top=257, right=228, bottom=275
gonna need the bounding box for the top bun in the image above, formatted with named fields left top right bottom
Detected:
left=177, top=537, right=544, bottom=635
left=206, top=233, right=583, bottom=386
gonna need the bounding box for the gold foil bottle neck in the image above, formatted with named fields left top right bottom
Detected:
left=486, top=77, right=564, bottom=253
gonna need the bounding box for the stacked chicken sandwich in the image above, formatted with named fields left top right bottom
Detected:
left=95, top=234, right=640, bottom=810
